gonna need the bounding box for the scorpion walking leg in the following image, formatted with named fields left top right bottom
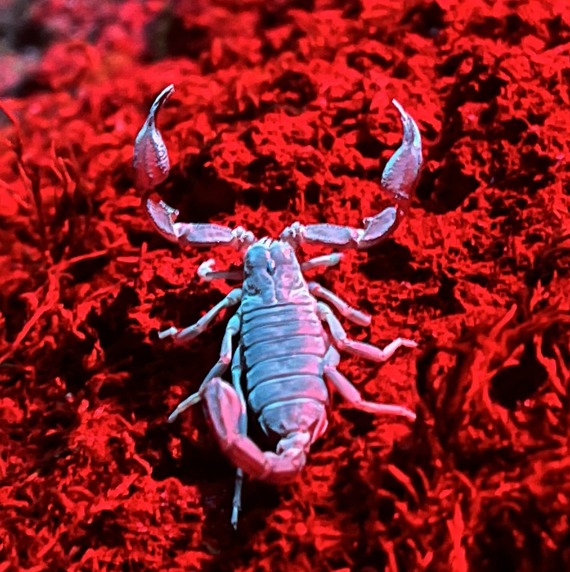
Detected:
left=301, top=253, right=343, bottom=272
left=168, top=314, right=241, bottom=422
left=323, top=347, right=416, bottom=421
left=230, top=343, right=247, bottom=529
left=309, top=282, right=371, bottom=326
left=197, top=259, right=242, bottom=282
left=159, top=288, right=242, bottom=342
left=317, top=302, right=416, bottom=361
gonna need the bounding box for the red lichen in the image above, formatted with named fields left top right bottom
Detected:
left=0, top=0, right=569, bottom=570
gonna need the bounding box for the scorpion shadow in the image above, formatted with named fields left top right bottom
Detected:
left=359, top=239, right=433, bottom=284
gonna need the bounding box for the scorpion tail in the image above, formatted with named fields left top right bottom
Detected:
left=203, top=378, right=308, bottom=485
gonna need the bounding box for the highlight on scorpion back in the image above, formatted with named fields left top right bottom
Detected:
left=133, top=84, right=423, bottom=528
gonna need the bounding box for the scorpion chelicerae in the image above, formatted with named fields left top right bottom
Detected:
left=133, top=85, right=422, bottom=527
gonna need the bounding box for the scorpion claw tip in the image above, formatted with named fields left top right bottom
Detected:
left=391, top=98, right=404, bottom=113
left=150, top=84, right=175, bottom=115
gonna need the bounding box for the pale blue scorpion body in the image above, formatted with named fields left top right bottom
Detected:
left=241, top=241, right=330, bottom=456
left=133, top=84, right=423, bottom=527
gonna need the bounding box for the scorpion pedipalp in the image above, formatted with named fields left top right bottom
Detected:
left=280, top=98, right=422, bottom=250
left=146, top=197, right=256, bottom=249
left=133, top=86, right=257, bottom=250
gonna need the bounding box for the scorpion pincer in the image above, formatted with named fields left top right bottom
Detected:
left=133, top=84, right=423, bottom=527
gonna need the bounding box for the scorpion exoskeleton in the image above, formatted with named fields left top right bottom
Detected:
left=133, top=84, right=422, bottom=527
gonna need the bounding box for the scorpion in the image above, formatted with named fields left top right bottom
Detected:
left=133, top=85, right=422, bottom=527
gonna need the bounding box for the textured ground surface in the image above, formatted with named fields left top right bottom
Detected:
left=1, top=0, right=569, bottom=570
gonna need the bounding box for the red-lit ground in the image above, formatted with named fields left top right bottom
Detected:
left=1, top=1, right=569, bottom=570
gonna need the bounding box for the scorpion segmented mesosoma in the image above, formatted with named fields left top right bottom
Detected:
left=134, top=85, right=422, bottom=527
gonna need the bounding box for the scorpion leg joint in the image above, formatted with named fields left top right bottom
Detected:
left=318, top=302, right=417, bottom=362
left=161, top=289, right=242, bottom=344
left=324, top=364, right=416, bottom=422
left=323, top=347, right=416, bottom=421
left=309, top=282, right=371, bottom=327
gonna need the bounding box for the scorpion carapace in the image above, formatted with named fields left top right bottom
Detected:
left=133, top=84, right=423, bottom=527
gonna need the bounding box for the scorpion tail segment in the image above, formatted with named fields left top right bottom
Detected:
left=145, top=197, right=257, bottom=249
left=133, top=84, right=175, bottom=192
left=203, top=379, right=306, bottom=485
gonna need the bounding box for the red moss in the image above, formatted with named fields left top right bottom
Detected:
left=1, top=0, right=569, bottom=570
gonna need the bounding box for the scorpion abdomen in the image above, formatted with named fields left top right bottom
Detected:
left=241, top=300, right=330, bottom=440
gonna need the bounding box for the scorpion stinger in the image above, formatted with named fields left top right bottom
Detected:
left=280, top=98, right=422, bottom=250
left=133, top=85, right=257, bottom=251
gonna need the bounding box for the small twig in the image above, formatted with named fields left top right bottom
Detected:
left=0, top=178, right=31, bottom=210
left=59, top=240, right=126, bottom=271
left=542, top=42, right=570, bottom=56
left=0, top=271, right=60, bottom=366
left=0, top=239, right=126, bottom=366
left=0, top=101, right=19, bottom=127
left=385, top=463, right=420, bottom=505
left=29, top=165, right=48, bottom=257
left=3, top=105, right=50, bottom=261
left=535, top=334, right=567, bottom=399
